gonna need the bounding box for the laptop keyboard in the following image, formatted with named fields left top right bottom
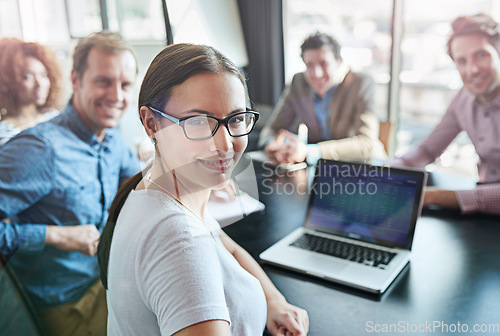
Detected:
left=290, top=234, right=396, bottom=268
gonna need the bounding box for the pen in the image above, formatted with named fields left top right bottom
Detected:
left=298, top=123, right=308, bottom=144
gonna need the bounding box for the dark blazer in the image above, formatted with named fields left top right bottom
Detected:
left=259, top=70, right=386, bottom=161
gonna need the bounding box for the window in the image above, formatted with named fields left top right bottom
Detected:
left=398, top=0, right=500, bottom=177
left=284, top=0, right=500, bottom=177
left=66, top=0, right=101, bottom=38
left=13, top=0, right=69, bottom=43
left=166, top=0, right=248, bottom=68
left=106, top=0, right=166, bottom=41
left=0, top=0, right=22, bottom=38
left=284, top=0, right=392, bottom=122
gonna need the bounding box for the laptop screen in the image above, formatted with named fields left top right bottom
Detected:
left=305, top=159, right=426, bottom=249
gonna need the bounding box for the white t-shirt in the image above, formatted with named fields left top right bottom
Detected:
left=106, top=189, right=267, bottom=335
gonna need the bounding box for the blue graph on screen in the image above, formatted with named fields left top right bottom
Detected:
left=309, top=165, right=418, bottom=246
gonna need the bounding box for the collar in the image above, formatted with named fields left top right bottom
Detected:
left=63, top=101, right=113, bottom=147
left=472, top=90, right=500, bottom=110
left=313, top=85, right=337, bottom=101
left=333, top=62, right=350, bottom=84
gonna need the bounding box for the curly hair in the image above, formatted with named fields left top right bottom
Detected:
left=447, top=13, right=500, bottom=59
left=0, top=38, right=63, bottom=114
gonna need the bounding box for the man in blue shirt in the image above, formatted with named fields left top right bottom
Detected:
left=0, top=31, right=140, bottom=335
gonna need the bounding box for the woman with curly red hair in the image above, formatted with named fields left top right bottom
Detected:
left=0, top=38, right=63, bottom=146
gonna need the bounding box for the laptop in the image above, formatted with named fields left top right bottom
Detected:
left=260, top=159, right=427, bottom=294
left=247, top=150, right=308, bottom=173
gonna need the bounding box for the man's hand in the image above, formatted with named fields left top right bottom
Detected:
left=45, top=224, right=101, bottom=256
left=264, top=130, right=308, bottom=164
left=423, top=187, right=459, bottom=209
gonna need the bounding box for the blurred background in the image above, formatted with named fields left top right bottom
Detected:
left=1, top=0, right=499, bottom=178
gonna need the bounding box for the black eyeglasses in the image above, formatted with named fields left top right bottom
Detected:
left=147, top=106, right=259, bottom=140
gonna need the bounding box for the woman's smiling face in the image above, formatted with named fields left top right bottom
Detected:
left=154, top=71, right=248, bottom=191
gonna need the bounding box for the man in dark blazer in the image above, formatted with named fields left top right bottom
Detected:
left=259, top=32, right=385, bottom=164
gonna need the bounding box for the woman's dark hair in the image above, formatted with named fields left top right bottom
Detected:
left=97, top=43, right=246, bottom=289
left=447, top=13, right=500, bottom=59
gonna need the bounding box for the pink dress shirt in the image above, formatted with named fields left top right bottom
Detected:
left=392, top=87, right=500, bottom=215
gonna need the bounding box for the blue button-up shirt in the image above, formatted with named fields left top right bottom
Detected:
left=0, top=103, right=140, bottom=307
left=313, top=85, right=337, bottom=140
left=306, top=86, right=338, bottom=164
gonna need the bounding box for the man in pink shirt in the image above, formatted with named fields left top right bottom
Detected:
left=392, top=13, right=500, bottom=215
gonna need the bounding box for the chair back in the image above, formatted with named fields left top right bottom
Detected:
left=0, top=255, right=46, bottom=336
left=379, top=121, right=391, bottom=154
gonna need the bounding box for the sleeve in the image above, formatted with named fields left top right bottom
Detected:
left=258, top=80, right=300, bottom=147
left=0, top=221, right=46, bottom=255
left=0, top=134, right=54, bottom=253
left=391, top=103, right=462, bottom=169
left=317, top=74, right=383, bottom=161
left=135, top=214, right=230, bottom=335
left=306, top=144, right=321, bottom=165
left=456, top=183, right=500, bottom=215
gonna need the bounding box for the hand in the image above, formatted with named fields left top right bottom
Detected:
left=423, top=187, right=459, bottom=209
left=266, top=297, right=309, bottom=336
left=264, top=130, right=308, bottom=164
left=264, top=134, right=287, bottom=163
left=45, top=224, right=101, bottom=256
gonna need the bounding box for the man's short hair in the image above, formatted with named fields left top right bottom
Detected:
left=72, top=30, right=138, bottom=80
left=300, top=32, right=342, bottom=61
left=447, top=13, right=500, bottom=59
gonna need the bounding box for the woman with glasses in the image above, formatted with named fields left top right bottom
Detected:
left=0, top=38, right=63, bottom=146
left=98, top=43, right=309, bottom=336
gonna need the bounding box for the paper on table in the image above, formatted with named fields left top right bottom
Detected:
left=207, top=192, right=265, bottom=228
left=298, top=123, right=308, bottom=143
left=246, top=150, right=307, bottom=173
